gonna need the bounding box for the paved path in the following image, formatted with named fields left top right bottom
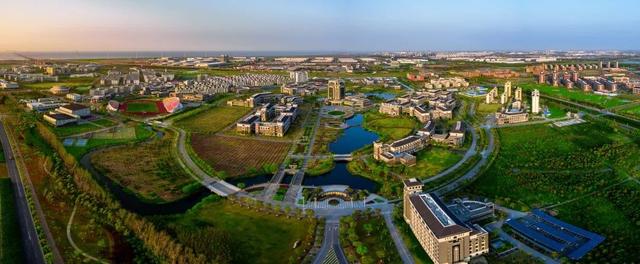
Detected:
left=423, top=122, right=478, bottom=183
left=433, top=122, right=495, bottom=195
left=284, top=109, right=322, bottom=203
left=312, top=217, right=348, bottom=264
left=383, top=213, right=415, bottom=264
left=0, top=120, right=47, bottom=264
left=67, top=200, right=109, bottom=264
left=173, top=127, right=239, bottom=196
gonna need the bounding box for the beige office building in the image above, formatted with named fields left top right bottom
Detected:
left=403, top=179, right=489, bottom=264
left=327, top=79, right=345, bottom=102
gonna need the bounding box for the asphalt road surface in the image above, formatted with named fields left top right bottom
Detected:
left=0, top=121, right=45, bottom=264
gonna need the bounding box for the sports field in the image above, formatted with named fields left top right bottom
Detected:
left=124, top=101, right=159, bottom=113
left=520, top=83, right=633, bottom=109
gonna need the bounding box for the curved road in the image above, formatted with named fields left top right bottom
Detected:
left=423, top=122, right=478, bottom=184
left=0, top=121, right=46, bottom=264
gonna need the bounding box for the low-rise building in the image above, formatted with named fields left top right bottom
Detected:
left=56, top=103, right=91, bottom=118
left=43, top=113, right=78, bottom=127
left=50, top=85, right=70, bottom=95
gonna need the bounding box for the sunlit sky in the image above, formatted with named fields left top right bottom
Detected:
left=1, top=0, right=639, bottom=52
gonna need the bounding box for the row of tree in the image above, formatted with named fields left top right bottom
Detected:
left=29, top=117, right=209, bottom=263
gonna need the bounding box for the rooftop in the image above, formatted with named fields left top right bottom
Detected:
left=409, top=193, right=470, bottom=239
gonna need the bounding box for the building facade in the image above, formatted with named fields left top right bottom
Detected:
left=403, top=179, right=489, bottom=264
left=327, top=79, right=345, bottom=103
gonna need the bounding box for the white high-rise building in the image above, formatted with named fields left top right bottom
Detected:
left=289, top=70, right=309, bottom=83
left=532, top=89, right=540, bottom=114
left=504, top=81, right=512, bottom=98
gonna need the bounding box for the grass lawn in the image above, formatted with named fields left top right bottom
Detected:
left=50, top=118, right=116, bottom=137
left=462, top=120, right=638, bottom=207
left=402, top=147, right=463, bottom=179
left=65, top=124, right=155, bottom=159
left=175, top=105, right=251, bottom=133
left=19, top=77, right=95, bottom=91
left=90, top=130, right=195, bottom=203
left=328, top=110, right=345, bottom=116
left=476, top=103, right=501, bottom=116
left=0, top=177, right=25, bottom=263
left=152, top=196, right=314, bottom=264
left=460, top=118, right=640, bottom=262
left=363, top=111, right=419, bottom=141
left=125, top=101, right=159, bottom=113
left=618, top=103, right=640, bottom=119
left=520, top=83, right=634, bottom=109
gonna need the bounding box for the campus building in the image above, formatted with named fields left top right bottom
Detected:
left=373, top=135, right=427, bottom=166
left=327, top=79, right=345, bottom=103
left=289, top=70, right=309, bottom=83
left=532, top=89, right=540, bottom=114
left=43, top=103, right=91, bottom=127
left=403, top=179, right=489, bottom=264
left=235, top=101, right=299, bottom=137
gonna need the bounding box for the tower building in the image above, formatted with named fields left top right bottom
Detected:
left=532, top=89, right=540, bottom=114
left=327, top=79, right=345, bottom=102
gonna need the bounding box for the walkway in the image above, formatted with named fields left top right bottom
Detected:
left=383, top=213, right=415, bottom=264
left=67, top=200, right=109, bottom=264
left=283, top=107, right=322, bottom=203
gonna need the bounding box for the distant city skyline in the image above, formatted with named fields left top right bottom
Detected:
left=2, top=0, right=639, bottom=52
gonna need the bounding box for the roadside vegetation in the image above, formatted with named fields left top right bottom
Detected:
left=0, top=175, right=25, bottom=263
left=519, top=83, right=636, bottom=109
left=175, top=105, right=250, bottom=134
left=340, top=210, right=402, bottom=264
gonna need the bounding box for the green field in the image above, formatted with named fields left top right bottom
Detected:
left=618, top=103, right=640, bottom=119
left=363, top=111, right=419, bottom=141
left=51, top=118, right=116, bottom=137
left=125, top=101, right=159, bottom=113
left=328, top=110, right=345, bottom=116
left=65, top=124, right=155, bottom=158
left=520, top=83, right=634, bottom=109
left=152, top=196, right=315, bottom=264
left=0, top=178, right=25, bottom=263
left=461, top=119, right=640, bottom=262
left=175, top=105, right=250, bottom=133
left=19, top=77, right=95, bottom=91
left=402, top=147, right=463, bottom=179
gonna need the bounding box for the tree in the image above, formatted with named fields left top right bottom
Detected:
left=363, top=223, right=374, bottom=236
left=356, top=245, right=368, bottom=256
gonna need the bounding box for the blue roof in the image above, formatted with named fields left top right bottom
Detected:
left=506, top=209, right=605, bottom=260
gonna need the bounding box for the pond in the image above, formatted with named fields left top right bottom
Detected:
left=329, top=114, right=379, bottom=154
left=366, top=92, right=396, bottom=101
left=302, top=162, right=378, bottom=192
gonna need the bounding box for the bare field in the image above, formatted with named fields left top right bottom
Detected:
left=190, top=134, right=290, bottom=177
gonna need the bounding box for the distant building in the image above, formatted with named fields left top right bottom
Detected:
left=403, top=179, right=489, bottom=264
left=50, top=85, right=70, bottom=95
left=56, top=103, right=91, bottom=118
left=289, top=70, right=309, bottom=83
left=0, top=79, right=19, bottom=89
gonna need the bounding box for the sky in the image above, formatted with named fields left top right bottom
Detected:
left=1, top=0, right=639, bottom=52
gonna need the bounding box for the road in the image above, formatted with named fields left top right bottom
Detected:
left=434, top=122, right=495, bottom=195
left=423, top=122, right=478, bottom=183
left=0, top=121, right=46, bottom=264
left=174, top=127, right=239, bottom=196
left=312, top=217, right=348, bottom=264
left=383, top=213, right=415, bottom=264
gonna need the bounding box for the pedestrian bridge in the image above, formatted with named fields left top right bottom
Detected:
left=333, top=154, right=352, bottom=161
